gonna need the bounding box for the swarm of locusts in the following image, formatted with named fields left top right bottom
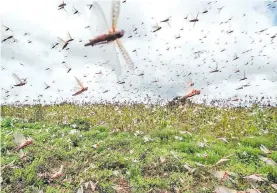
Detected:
left=1, top=0, right=277, bottom=193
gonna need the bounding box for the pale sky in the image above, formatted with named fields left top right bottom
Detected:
left=1, top=0, right=277, bottom=104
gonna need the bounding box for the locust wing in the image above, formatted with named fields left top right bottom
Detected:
left=111, top=0, right=121, bottom=32
left=152, top=23, right=161, bottom=30
left=12, top=73, right=22, bottom=84
left=64, top=63, right=71, bottom=69
left=186, top=80, right=193, bottom=93
left=116, top=39, right=134, bottom=70
left=19, top=149, right=25, bottom=157
left=161, top=17, right=172, bottom=28
left=89, top=2, right=110, bottom=35
left=167, top=21, right=171, bottom=28
left=13, top=132, right=26, bottom=145
left=50, top=165, right=64, bottom=174
left=57, top=37, right=66, bottom=44
left=187, top=79, right=194, bottom=87
left=57, top=37, right=66, bottom=48
left=74, top=76, right=84, bottom=89
left=67, top=32, right=72, bottom=40
left=44, top=82, right=50, bottom=88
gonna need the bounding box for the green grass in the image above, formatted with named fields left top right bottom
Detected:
left=1, top=104, right=277, bottom=193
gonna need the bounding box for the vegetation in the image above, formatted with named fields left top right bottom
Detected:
left=1, top=103, right=277, bottom=193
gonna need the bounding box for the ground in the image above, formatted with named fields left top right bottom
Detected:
left=1, top=104, right=277, bottom=193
